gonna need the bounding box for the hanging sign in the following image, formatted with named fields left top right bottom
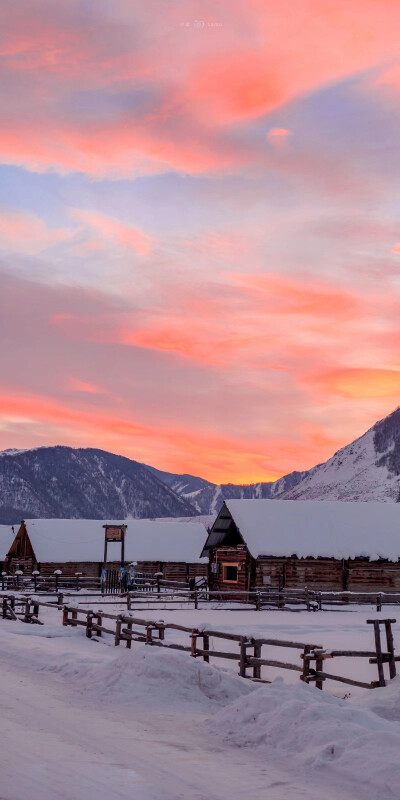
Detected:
left=104, top=525, right=125, bottom=542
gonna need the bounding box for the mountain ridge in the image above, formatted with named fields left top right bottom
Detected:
left=1, top=406, right=400, bottom=522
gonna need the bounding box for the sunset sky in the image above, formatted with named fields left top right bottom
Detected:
left=1, top=0, right=400, bottom=483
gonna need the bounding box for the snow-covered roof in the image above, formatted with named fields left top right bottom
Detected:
left=0, top=525, right=15, bottom=560
left=21, top=519, right=207, bottom=563
left=221, top=499, right=400, bottom=561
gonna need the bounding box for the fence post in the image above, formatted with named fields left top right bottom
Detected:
left=239, top=639, right=250, bottom=678
left=191, top=629, right=198, bottom=657
left=62, top=605, right=69, bottom=626
left=57, top=592, right=64, bottom=607
left=305, top=586, right=310, bottom=612
left=158, top=621, right=165, bottom=641
left=32, top=571, right=39, bottom=592
left=96, top=612, right=103, bottom=638
left=86, top=610, right=93, bottom=638
left=202, top=632, right=209, bottom=662
left=24, top=598, right=31, bottom=623
left=367, top=619, right=386, bottom=687
left=125, top=620, right=132, bottom=648
left=253, top=642, right=262, bottom=679
left=376, top=593, right=383, bottom=612
left=2, top=595, right=7, bottom=619
left=54, top=570, right=62, bottom=593
left=301, top=644, right=312, bottom=683
left=255, top=592, right=261, bottom=611
left=315, top=653, right=324, bottom=690
left=384, top=620, right=397, bottom=680
left=194, top=590, right=198, bottom=610
left=115, top=615, right=122, bottom=646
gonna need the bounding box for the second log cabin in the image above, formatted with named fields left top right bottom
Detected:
left=201, top=499, right=400, bottom=595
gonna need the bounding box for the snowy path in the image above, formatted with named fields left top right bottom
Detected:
left=0, top=623, right=381, bottom=800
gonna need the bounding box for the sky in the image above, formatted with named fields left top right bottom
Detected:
left=1, top=0, right=400, bottom=484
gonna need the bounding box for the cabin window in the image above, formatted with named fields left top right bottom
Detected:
left=222, top=563, right=238, bottom=583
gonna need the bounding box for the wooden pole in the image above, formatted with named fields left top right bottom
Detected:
left=115, top=615, right=122, bottom=646
left=125, top=620, right=132, bottom=648
left=301, top=645, right=312, bottom=684
left=202, top=633, right=210, bottom=662
left=253, top=642, right=262, bottom=679
left=86, top=610, right=93, bottom=638
left=385, top=620, right=396, bottom=680
left=239, top=640, right=250, bottom=678
left=369, top=620, right=385, bottom=687
left=315, top=654, right=324, bottom=690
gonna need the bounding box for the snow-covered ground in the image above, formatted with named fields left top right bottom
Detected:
left=1, top=600, right=400, bottom=799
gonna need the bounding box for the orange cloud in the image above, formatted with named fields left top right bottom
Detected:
left=310, top=368, right=400, bottom=399
left=0, top=389, right=306, bottom=483
left=229, top=273, right=364, bottom=319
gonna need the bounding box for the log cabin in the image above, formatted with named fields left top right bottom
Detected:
left=201, top=499, right=400, bottom=595
left=6, top=518, right=208, bottom=580
left=0, top=525, right=16, bottom=573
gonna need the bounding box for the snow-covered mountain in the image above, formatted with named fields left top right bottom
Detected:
left=0, top=446, right=196, bottom=524
left=2, top=407, right=400, bottom=523
left=283, top=407, right=400, bottom=502
left=149, top=407, right=400, bottom=507
left=146, top=464, right=309, bottom=514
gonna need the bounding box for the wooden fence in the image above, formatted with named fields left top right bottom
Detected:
left=1, top=592, right=397, bottom=691
left=0, top=572, right=189, bottom=595
left=126, top=586, right=400, bottom=613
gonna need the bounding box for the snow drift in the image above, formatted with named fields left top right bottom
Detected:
left=78, top=647, right=254, bottom=711
left=207, top=677, right=400, bottom=795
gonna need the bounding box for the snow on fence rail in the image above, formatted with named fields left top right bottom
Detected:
left=1, top=593, right=398, bottom=692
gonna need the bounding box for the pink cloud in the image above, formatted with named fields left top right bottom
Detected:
left=0, top=210, right=70, bottom=255
left=70, top=209, right=153, bottom=256
left=0, top=1, right=399, bottom=176
left=267, top=128, right=291, bottom=148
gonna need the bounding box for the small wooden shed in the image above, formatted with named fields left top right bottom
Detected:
left=6, top=518, right=208, bottom=580
left=201, top=499, right=400, bottom=595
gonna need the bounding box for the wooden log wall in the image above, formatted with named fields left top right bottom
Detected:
left=39, top=561, right=101, bottom=578
left=255, top=557, right=346, bottom=591
left=209, top=546, right=251, bottom=599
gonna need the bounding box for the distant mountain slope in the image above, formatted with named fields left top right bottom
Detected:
left=284, top=407, right=400, bottom=502
left=2, top=406, right=400, bottom=524
left=0, top=447, right=196, bottom=524
left=146, top=464, right=309, bottom=514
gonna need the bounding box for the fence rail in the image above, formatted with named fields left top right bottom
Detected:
left=1, top=592, right=396, bottom=691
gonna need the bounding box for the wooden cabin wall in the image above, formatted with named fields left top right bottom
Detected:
left=255, top=557, right=346, bottom=591
left=187, top=562, right=208, bottom=579
left=39, top=561, right=101, bottom=577
left=255, top=556, right=400, bottom=592
left=347, top=561, right=400, bottom=592
left=208, top=545, right=252, bottom=599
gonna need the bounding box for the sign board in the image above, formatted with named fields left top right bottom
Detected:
left=104, top=525, right=125, bottom=542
